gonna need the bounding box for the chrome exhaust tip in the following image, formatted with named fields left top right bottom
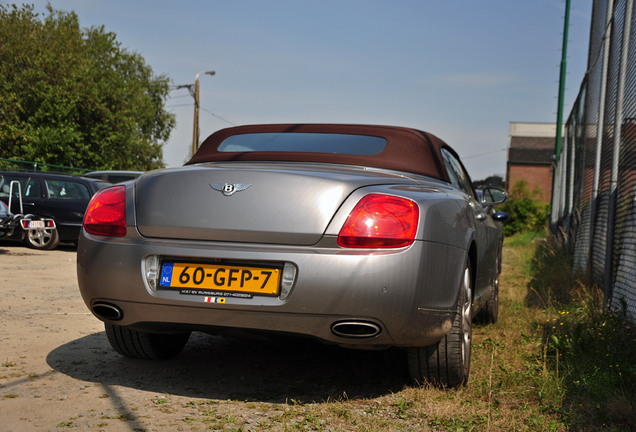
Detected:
left=92, top=302, right=123, bottom=321
left=331, top=321, right=381, bottom=338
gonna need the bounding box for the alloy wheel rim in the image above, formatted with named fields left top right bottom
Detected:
left=29, top=228, right=52, bottom=246
left=461, top=267, right=472, bottom=371
left=494, top=273, right=499, bottom=300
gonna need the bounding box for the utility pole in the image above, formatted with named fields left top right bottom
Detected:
left=555, top=0, right=571, bottom=162
left=192, top=71, right=216, bottom=156
left=550, top=0, right=570, bottom=233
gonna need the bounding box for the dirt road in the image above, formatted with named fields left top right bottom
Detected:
left=0, top=242, right=412, bottom=432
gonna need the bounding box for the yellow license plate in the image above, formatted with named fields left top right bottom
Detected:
left=160, top=262, right=280, bottom=295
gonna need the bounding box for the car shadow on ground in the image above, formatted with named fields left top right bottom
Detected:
left=46, top=331, right=411, bottom=403
left=0, top=239, right=78, bottom=252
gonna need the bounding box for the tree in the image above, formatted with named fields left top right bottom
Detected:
left=473, top=175, right=505, bottom=190
left=0, top=4, right=175, bottom=171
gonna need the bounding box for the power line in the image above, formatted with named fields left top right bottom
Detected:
left=169, top=84, right=235, bottom=125
left=170, top=84, right=195, bottom=98
left=168, top=94, right=192, bottom=99
left=200, top=108, right=236, bottom=126
left=462, top=148, right=507, bottom=160
left=169, top=84, right=193, bottom=90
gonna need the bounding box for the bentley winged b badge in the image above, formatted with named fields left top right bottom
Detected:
left=210, top=182, right=252, bottom=196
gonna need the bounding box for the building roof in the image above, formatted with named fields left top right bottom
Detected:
left=508, top=122, right=556, bottom=165
left=509, top=136, right=555, bottom=150
left=508, top=147, right=554, bottom=165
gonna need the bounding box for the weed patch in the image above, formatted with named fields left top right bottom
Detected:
left=541, top=307, right=636, bottom=429
left=529, top=232, right=636, bottom=430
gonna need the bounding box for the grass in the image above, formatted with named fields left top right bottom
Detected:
left=155, top=230, right=636, bottom=431
left=531, top=234, right=636, bottom=429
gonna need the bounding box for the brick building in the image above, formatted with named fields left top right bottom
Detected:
left=506, top=122, right=556, bottom=203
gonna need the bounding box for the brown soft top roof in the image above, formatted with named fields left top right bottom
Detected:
left=186, top=124, right=453, bottom=182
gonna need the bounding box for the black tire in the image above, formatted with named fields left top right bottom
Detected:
left=476, top=253, right=500, bottom=324
left=407, top=261, right=472, bottom=387
left=105, top=323, right=191, bottom=360
left=25, top=227, right=60, bottom=250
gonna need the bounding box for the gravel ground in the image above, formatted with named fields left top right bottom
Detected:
left=0, top=242, right=414, bottom=432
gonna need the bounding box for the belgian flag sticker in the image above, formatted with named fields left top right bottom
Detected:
left=204, top=297, right=226, bottom=303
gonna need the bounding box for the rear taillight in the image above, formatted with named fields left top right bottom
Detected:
left=83, top=186, right=127, bottom=237
left=337, top=194, right=419, bottom=248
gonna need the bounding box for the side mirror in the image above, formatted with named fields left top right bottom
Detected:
left=480, top=187, right=508, bottom=206
left=492, top=211, right=508, bottom=222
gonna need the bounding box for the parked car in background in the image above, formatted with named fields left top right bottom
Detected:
left=82, top=170, right=144, bottom=183
left=0, top=171, right=109, bottom=249
left=0, top=200, right=11, bottom=238
left=77, top=124, right=508, bottom=387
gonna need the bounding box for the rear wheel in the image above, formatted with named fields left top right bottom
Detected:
left=407, top=261, right=472, bottom=387
left=25, top=227, right=59, bottom=250
left=105, top=324, right=191, bottom=360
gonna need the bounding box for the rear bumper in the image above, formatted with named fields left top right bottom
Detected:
left=77, top=230, right=466, bottom=348
left=85, top=299, right=454, bottom=349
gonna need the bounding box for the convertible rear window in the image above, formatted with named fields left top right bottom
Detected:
left=218, top=133, right=387, bottom=155
left=189, top=124, right=451, bottom=182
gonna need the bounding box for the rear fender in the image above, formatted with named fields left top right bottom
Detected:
left=325, top=183, right=473, bottom=249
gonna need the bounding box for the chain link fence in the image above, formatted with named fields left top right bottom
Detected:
left=552, top=0, right=636, bottom=320
left=0, top=158, right=92, bottom=174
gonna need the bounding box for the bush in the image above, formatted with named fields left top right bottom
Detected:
left=501, top=180, right=550, bottom=236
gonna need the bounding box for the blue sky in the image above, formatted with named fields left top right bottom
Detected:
left=19, top=0, right=593, bottom=180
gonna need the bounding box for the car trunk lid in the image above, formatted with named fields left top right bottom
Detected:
left=135, top=163, right=419, bottom=245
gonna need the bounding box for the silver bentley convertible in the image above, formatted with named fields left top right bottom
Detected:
left=77, top=124, right=508, bottom=387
